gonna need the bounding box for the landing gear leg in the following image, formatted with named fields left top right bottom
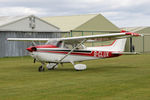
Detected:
left=46, top=63, right=58, bottom=70
left=51, top=63, right=58, bottom=70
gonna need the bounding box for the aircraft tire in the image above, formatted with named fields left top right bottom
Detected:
left=38, top=66, right=45, bottom=72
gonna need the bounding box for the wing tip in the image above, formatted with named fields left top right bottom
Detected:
left=125, top=32, right=142, bottom=36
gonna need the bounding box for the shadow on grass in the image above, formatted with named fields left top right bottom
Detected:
left=87, top=65, right=136, bottom=71
left=49, top=65, right=136, bottom=72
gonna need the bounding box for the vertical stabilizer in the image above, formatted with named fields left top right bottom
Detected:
left=86, top=39, right=127, bottom=52
left=110, top=39, right=127, bottom=52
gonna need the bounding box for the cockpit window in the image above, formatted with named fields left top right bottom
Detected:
left=64, top=43, right=85, bottom=50
left=56, top=41, right=63, bottom=47
left=64, top=44, right=73, bottom=49
left=46, top=40, right=58, bottom=46
left=47, top=40, right=86, bottom=49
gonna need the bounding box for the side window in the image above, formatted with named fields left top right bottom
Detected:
left=64, top=43, right=85, bottom=50
left=64, top=44, right=73, bottom=49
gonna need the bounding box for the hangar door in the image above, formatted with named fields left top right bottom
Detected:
left=144, top=35, right=150, bottom=52
left=132, top=35, right=150, bottom=53
left=132, top=37, right=143, bottom=52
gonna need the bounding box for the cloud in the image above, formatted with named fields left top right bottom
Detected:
left=0, top=7, right=47, bottom=16
left=0, top=0, right=149, bottom=27
left=102, top=11, right=150, bottom=27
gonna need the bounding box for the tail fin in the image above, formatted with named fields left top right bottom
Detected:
left=87, top=39, right=127, bottom=52
left=109, top=39, right=127, bottom=52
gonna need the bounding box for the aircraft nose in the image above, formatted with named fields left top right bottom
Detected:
left=26, top=47, right=37, bottom=52
left=26, top=47, right=33, bottom=52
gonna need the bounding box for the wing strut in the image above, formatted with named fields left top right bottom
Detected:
left=52, top=39, right=87, bottom=69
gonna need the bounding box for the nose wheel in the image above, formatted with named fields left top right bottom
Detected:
left=38, top=66, right=45, bottom=72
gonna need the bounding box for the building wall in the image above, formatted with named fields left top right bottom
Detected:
left=144, top=35, right=150, bottom=52
left=0, top=32, right=60, bottom=57
left=132, top=37, right=144, bottom=52
left=125, top=35, right=150, bottom=53
left=122, top=27, right=150, bottom=53
left=74, top=14, right=120, bottom=32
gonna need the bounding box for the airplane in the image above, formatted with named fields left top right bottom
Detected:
left=7, top=31, right=142, bottom=72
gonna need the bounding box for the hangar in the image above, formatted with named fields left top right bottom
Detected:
left=122, top=27, right=150, bottom=53
left=42, top=14, right=120, bottom=46
left=42, top=14, right=120, bottom=37
left=0, top=15, right=60, bottom=57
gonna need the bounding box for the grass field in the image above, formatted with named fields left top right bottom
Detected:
left=0, top=54, right=150, bottom=100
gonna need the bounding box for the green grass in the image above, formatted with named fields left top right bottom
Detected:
left=0, top=54, right=150, bottom=100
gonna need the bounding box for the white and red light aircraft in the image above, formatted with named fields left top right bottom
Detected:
left=7, top=32, right=142, bottom=71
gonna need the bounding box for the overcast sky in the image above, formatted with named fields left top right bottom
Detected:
left=0, top=0, right=149, bottom=27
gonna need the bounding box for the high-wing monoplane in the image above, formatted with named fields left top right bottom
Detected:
left=7, top=32, right=142, bottom=71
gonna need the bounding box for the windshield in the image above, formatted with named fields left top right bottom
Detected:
left=46, top=40, right=58, bottom=46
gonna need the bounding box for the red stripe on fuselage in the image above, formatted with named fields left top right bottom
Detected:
left=36, top=50, right=121, bottom=58
left=37, top=50, right=93, bottom=56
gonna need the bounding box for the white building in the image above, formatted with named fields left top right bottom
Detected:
left=0, top=15, right=61, bottom=57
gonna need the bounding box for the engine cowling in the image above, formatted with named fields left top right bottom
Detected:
left=26, top=46, right=37, bottom=52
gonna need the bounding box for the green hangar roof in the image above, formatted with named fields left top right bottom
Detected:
left=42, top=14, right=120, bottom=32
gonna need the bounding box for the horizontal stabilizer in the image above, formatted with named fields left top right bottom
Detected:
left=112, top=52, right=141, bottom=55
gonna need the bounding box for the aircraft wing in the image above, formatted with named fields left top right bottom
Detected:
left=61, top=32, right=140, bottom=42
left=57, top=32, right=141, bottom=44
left=7, top=32, right=142, bottom=44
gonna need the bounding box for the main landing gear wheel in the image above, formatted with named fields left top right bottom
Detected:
left=38, top=66, right=45, bottom=72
